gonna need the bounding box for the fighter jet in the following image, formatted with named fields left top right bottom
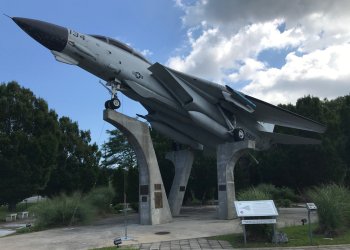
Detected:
left=11, top=17, right=326, bottom=151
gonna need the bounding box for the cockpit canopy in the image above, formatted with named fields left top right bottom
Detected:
left=90, top=35, right=151, bottom=64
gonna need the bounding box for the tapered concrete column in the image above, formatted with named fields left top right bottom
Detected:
left=166, top=150, right=194, bottom=216
left=104, top=109, right=172, bottom=225
left=217, top=140, right=255, bottom=220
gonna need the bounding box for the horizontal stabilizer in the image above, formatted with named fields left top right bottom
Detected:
left=246, top=95, right=326, bottom=133
left=260, top=131, right=321, bottom=145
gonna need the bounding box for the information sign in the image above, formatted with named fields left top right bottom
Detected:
left=306, top=203, right=317, bottom=211
left=234, top=200, right=278, bottom=217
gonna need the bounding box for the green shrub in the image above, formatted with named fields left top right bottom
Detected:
left=237, top=187, right=271, bottom=201
left=255, top=184, right=279, bottom=198
left=130, top=202, right=139, bottom=212
left=31, top=192, right=94, bottom=229
left=0, top=206, right=7, bottom=222
left=246, top=183, right=300, bottom=207
left=254, top=184, right=299, bottom=207
left=113, top=203, right=124, bottom=213
left=308, top=184, right=350, bottom=236
left=85, top=187, right=115, bottom=214
left=237, top=184, right=299, bottom=207
left=276, top=199, right=292, bottom=208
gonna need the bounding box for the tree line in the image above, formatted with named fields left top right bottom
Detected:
left=0, top=82, right=102, bottom=210
left=1, top=81, right=350, bottom=210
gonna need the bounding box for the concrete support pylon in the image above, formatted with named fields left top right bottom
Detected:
left=103, top=109, right=172, bottom=225
left=165, top=149, right=194, bottom=216
left=217, top=140, right=255, bottom=220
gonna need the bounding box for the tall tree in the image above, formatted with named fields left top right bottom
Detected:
left=0, top=82, right=59, bottom=210
left=101, top=129, right=138, bottom=203
left=186, top=151, right=217, bottom=203
left=101, top=129, right=176, bottom=203
left=257, top=96, right=347, bottom=190
left=101, top=130, right=136, bottom=169
left=339, top=96, right=350, bottom=185
left=42, top=117, right=101, bottom=196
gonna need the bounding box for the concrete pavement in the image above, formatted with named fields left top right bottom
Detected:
left=0, top=206, right=321, bottom=250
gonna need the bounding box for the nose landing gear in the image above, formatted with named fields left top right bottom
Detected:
left=99, top=79, right=122, bottom=110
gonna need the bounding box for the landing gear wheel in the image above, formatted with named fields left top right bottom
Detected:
left=111, top=98, right=121, bottom=109
left=233, top=128, right=245, bottom=141
left=104, top=98, right=121, bottom=110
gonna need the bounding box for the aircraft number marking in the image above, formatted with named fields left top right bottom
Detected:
left=69, top=30, right=85, bottom=40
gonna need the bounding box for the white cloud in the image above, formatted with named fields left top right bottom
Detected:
left=229, top=58, right=266, bottom=82
left=168, top=20, right=303, bottom=83
left=243, top=44, right=350, bottom=104
left=169, top=0, right=350, bottom=104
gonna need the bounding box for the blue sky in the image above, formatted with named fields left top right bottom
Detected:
left=2, top=0, right=350, bottom=148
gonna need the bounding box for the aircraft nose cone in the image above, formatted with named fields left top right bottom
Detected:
left=13, top=17, right=68, bottom=52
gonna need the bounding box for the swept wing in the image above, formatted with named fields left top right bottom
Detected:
left=150, top=63, right=326, bottom=134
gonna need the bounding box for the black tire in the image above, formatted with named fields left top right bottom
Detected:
left=233, top=128, right=245, bottom=141
left=104, top=100, right=110, bottom=109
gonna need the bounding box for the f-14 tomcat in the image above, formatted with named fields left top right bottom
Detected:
left=12, top=17, right=326, bottom=151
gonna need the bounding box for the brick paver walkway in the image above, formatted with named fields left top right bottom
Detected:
left=129, top=238, right=233, bottom=249
left=128, top=238, right=350, bottom=250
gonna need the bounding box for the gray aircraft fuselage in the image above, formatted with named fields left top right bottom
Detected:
left=11, top=17, right=326, bottom=151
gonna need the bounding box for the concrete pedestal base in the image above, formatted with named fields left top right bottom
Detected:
left=104, top=109, right=172, bottom=225
left=217, top=140, right=255, bottom=220
left=166, top=150, right=194, bottom=216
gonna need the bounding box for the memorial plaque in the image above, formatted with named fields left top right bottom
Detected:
left=234, top=200, right=278, bottom=217
left=155, top=192, right=163, bottom=208
left=154, top=184, right=162, bottom=190
left=141, top=196, right=147, bottom=202
left=140, top=185, right=149, bottom=195
left=180, top=186, right=186, bottom=192
left=218, top=184, right=226, bottom=191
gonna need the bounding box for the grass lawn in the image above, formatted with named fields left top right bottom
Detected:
left=210, top=224, right=350, bottom=248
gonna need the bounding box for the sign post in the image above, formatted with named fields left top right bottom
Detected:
left=234, top=200, right=279, bottom=245
left=306, top=203, right=317, bottom=244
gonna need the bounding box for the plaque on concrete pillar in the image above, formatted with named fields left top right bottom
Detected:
left=141, top=196, right=147, bottom=202
left=140, top=185, right=149, bottom=195
left=154, top=192, right=163, bottom=208
left=219, top=184, right=226, bottom=191
left=180, top=186, right=186, bottom=192
left=154, top=184, right=162, bottom=190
